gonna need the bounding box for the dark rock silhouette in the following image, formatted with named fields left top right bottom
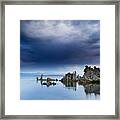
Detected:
left=62, top=71, right=77, bottom=81
left=82, top=65, right=100, bottom=81
left=36, top=65, right=100, bottom=94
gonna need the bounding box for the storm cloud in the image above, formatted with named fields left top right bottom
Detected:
left=20, top=20, right=100, bottom=69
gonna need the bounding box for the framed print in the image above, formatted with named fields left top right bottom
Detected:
left=0, top=0, right=119, bottom=119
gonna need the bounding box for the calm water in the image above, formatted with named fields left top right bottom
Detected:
left=20, top=73, right=100, bottom=100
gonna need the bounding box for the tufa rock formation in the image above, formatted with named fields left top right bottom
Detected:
left=83, top=65, right=100, bottom=81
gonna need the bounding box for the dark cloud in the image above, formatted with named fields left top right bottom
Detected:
left=20, top=20, right=100, bottom=68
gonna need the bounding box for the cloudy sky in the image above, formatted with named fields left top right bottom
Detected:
left=20, top=20, right=100, bottom=74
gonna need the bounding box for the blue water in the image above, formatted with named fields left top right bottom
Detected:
left=20, top=73, right=100, bottom=100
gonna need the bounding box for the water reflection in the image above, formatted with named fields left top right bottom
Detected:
left=41, top=82, right=56, bottom=87
left=61, top=80, right=77, bottom=91
left=84, top=84, right=100, bottom=95
left=36, top=78, right=100, bottom=95
left=37, top=79, right=57, bottom=87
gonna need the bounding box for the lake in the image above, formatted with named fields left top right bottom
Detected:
left=20, top=72, right=100, bottom=100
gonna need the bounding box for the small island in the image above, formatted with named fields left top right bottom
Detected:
left=36, top=65, right=100, bottom=95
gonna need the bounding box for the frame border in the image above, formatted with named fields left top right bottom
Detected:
left=0, top=0, right=119, bottom=119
